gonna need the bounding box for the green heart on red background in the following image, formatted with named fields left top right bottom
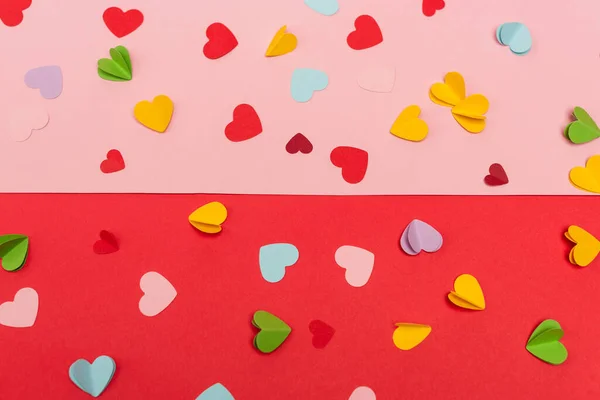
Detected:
left=252, top=310, right=291, bottom=354
left=564, top=107, right=600, bottom=144
left=526, top=319, right=568, bottom=365
left=0, top=234, right=29, bottom=272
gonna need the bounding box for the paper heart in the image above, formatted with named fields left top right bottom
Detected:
left=564, top=225, right=600, bottom=267
left=7, top=104, right=49, bottom=142
left=0, top=234, right=29, bottom=271
left=347, top=15, right=383, bottom=50
left=93, top=230, right=119, bottom=255
left=188, top=202, right=228, bottom=234
left=196, top=383, right=235, bottom=400
left=497, top=22, right=532, bottom=55
left=203, top=22, right=238, bottom=60
left=390, top=105, right=428, bottom=142
left=309, top=319, right=335, bottom=348
left=526, top=320, right=568, bottom=365
left=0, top=0, right=31, bottom=27
left=97, top=46, right=132, bottom=82
left=484, top=163, right=509, bottom=186
left=569, top=155, right=600, bottom=193
left=225, top=104, right=262, bottom=142
left=103, top=7, right=143, bottom=38
left=69, top=356, right=116, bottom=397
left=291, top=68, right=329, bottom=103
left=134, top=95, right=174, bottom=133
left=422, top=0, right=445, bottom=16
left=448, top=274, right=485, bottom=311
left=252, top=310, right=292, bottom=354
left=430, top=72, right=466, bottom=107
left=259, top=243, right=299, bottom=283
left=349, top=386, right=376, bottom=400
left=139, top=271, right=177, bottom=317
left=24, top=66, right=63, bottom=99
left=304, top=0, right=339, bottom=16
left=100, top=149, right=125, bottom=174
left=564, top=107, right=600, bottom=144
left=357, top=66, right=395, bottom=93
left=286, top=133, right=313, bottom=154
left=400, top=219, right=443, bottom=255
left=266, top=25, right=297, bottom=57
left=335, top=245, right=374, bottom=287
left=330, top=146, right=369, bottom=184
left=0, top=287, right=38, bottom=327
left=393, top=323, right=432, bottom=350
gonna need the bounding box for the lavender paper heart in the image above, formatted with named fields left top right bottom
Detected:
left=400, top=219, right=443, bottom=255
left=24, top=66, right=63, bottom=99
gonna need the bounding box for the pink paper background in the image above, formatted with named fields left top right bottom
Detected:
left=1, top=0, right=599, bottom=194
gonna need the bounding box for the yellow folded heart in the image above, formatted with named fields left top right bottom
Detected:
left=569, top=155, right=600, bottom=194
left=134, top=95, right=174, bottom=133
left=565, top=225, right=600, bottom=267
left=188, top=202, right=227, bottom=234
left=390, top=105, right=429, bottom=142
left=392, top=323, right=431, bottom=350
left=448, top=274, right=485, bottom=310
left=265, top=26, right=297, bottom=57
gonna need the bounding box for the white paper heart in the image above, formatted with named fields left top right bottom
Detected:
left=335, top=245, right=375, bottom=287
left=357, top=66, right=396, bottom=93
left=0, top=287, right=39, bottom=327
left=139, top=271, right=177, bottom=317
left=349, top=386, right=376, bottom=400
left=7, top=104, right=49, bottom=142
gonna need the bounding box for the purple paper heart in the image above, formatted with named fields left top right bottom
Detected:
left=24, top=66, right=63, bottom=99
left=400, top=219, right=443, bottom=255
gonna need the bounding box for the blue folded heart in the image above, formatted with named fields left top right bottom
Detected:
left=259, top=243, right=300, bottom=283
left=291, top=68, right=329, bottom=103
left=304, top=0, right=339, bottom=16
left=496, top=22, right=532, bottom=55
left=196, top=383, right=235, bottom=400
left=69, top=355, right=116, bottom=398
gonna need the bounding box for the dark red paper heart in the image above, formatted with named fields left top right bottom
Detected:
left=102, top=7, right=144, bottom=38
left=100, top=150, right=125, bottom=174
left=309, top=320, right=335, bottom=349
left=203, top=22, right=238, bottom=60
left=422, top=0, right=445, bottom=17
left=330, top=146, right=368, bottom=184
left=93, top=230, right=119, bottom=254
left=286, top=133, right=313, bottom=154
left=484, top=163, right=509, bottom=186
left=225, top=104, right=262, bottom=142
left=0, top=0, right=31, bottom=27
left=346, top=15, right=383, bottom=50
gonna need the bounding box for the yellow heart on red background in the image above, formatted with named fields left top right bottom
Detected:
left=448, top=274, right=485, bottom=310
left=134, top=95, right=174, bottom=133
left=188, top=202, right=227, bottom=234
left=565, top=225, right=600, bottom=267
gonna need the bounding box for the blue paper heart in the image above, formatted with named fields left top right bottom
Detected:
left=69, top=355, right=116, bottom=398
left=497, top=22, right=531, bottom=55
left=291, top=68, right=329, bottom=103
left=304, top=0, right=339, bottom=16
left=196, top=383, right=235, bottom=400
left=259, top=243, right=299, bottom=283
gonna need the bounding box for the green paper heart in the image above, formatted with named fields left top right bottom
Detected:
left=526, top=319, right=568, bottom=365
left=97, top=46, right=132, bottom=81
left=565, top=107, right=600, bottom=144
left=0, top=234, right=29, bottom=272
left=252, top=310, right=291, bottom=354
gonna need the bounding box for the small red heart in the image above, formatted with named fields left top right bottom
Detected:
left=346, top=15, right=383, bottom=50
left=330, top=146, right=368, bottom=184
left=203, top=22, right=238, bottom=60
left=93, top=230, right=119, bottom=255
left=0, top=0, right=31, bottom=27
left=103, top=7, right=144, bottom=38
left=309, top=320, right=335, bottom=349
left=484, top=163, right=509, bottom=186
left=100, top=149, right=125, bottom=174
left=422, top=0, right=445, bottom=17
left=286, top=133, right=313, bottom=154
left=225, top=104, right=262, bottom=142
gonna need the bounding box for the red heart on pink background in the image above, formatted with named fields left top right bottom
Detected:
left=225, top=104, right=262, bottom=142
left=346, top=15, right=383, bottom=50
left=309, top=320, right=335, bottom=348
left=422, top=0, right=445, bottom=17
left=0, top=0, right=31, bottom=27
left=330, top=146, right=369, bottom=184
left=203, top=22, right=238, bottom=60
left=484, top=163, right=509, bottom=186
left=93, top=230, right=119, bottom=255
left=286, top=133, right=313, bottom=154
left=103, top=7, right=144, bottom=38
left=100, top=149, right=125, bottom=174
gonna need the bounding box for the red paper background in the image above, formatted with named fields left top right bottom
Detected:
left=1, top=194, right=600, bottom=399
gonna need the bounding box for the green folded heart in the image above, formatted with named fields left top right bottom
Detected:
left=98, top=46, right=133, bottom=82
left=526, top=319, right=568, bottom=365
left=0, top=234, right=29, bottom=272
left=252, top=310, right=291, bottom=354
left=564, top=107, right=600, bottom=144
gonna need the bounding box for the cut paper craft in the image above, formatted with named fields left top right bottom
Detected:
left=139, top=271, right=177, bottom=317
left=309, top=319, right=335, bottom=349
left=252, top=310, right=291, bottom=354
left=69, top=355, right=116, bottom=397
left=103, top=7, right=143, bottom=38
left=203, top=22, right=238, bottom=60
left=393, top=323, right=432, bottom=350
left=259, top=243, right=299, bottom=283
left=496, top=22, right=532, bottom=55
left=484, top=163, right=509, bottom=186
left=134, top=95, right=174, bottom=133
left=429, top=72, right=489, bottom=133
left=266, top=26, right=297, bottom=57
left=390, top=105, right=428, bottom=142
left=335, top=245, right=374, bottom=287
left=0, top=287, right=38, bottom=328
left=564, top=107, right=600, bottom=144
left=347, top=15, right=383, bottom=50
left=93, top=230, right=119, bottom=255
left=7, top=105, right=49, bottom=142
left=0, top=0, right=31, bottom=27
left=24, top=66, right=63, bottom=99
left=100, top=150, right=125, bottom=174
left=357, top=66, right=395, bottom=93
left=400, top=219, right=443, bottom=255
left=330, top=146, right=369, bottom=184
left=0, top=234, right=29, bottom=271
left=225, top=104, right=262, bottom=142
left=304, top=0, right=339, bottom=16
left=526, top=320, right=568, bottom=365
left=569, top=155, right=600, bottom=193
left=349, top=386, right=376, bottom=400
left=448, top=274, right=485, bottom=310
left=189, top=202, right=227, bottom=234
left=97, top=46, right=132, bottom=82
left=196, top=383, right=235, bottom=400
left=564, top=225, right=600, bottom=267
left=291, top=68, right=329, bottom=103
left=422, top=0, right=445, bottom=17
left=286, top=133, right=313, bottom=154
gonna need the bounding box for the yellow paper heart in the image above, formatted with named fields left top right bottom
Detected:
left=564, top=225, right=600, bottom=267
left=188, top=202, right=227, bottom=234
left=452, top=94, right=489, bottom=119
left=429, top=72, right=466, bottom=107
left=134, top=95, right=174, bottom=133
left=448, top=274, right=485, bottom=310
left=392, top=323, right=431, bottom=350
left=390, top=105, right=429, bottom=142
left=265, top=26, right=297, bottom=57
left=569, top=155, right=600, bottom=193
left=452, top=113, right=486, bottom=134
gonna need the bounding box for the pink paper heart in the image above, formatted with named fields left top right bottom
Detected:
left=357, top=66, right=396, bottom=93
left=349, top=386, right=376, bottom=400
left=334, top=245, right=374, bottom=287
left=7, top=104, right=49, bottom=142
left=0, top=287, right=38, bottom=328
left=139, top=271, right=177, bottom=317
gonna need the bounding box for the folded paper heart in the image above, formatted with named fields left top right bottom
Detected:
left=139, top=271, right=177, bottom=317
left=564, top=225, right=600, bottom=267
left=98, top=46, right=132, bottom=81
left=196, top=383, right=235, bottom=400
left=393, top=323, right=432, bottom=350
left=225, top=104, right=262, bottom=142
left=564, top=107, right=600, bottom=144
left=265, top=25, right=297, bottom=57
left=93, top=230, right=119, bottom=254
left=400, top=219, right=442, bottom=255
left=188, top=202, right=227, bottom=234
left=100, top=149, right=125, bottom=173
left=448, top=274, right=485, bottom=310
left=526, top=319, right=568, bottom=365
left=0, top=234, right=29, bottom=272
left=203, top=22, right=238, bottom=60
left=346, top=15, right=383, bottom=50
left=0, top=287, right=38, bottom=328
left=134, top=95, right=174, bottom=133
left=349, top=386, right=376, bottom=400
left=291, top=68, right=329, bottom=103
left=24, top=65, right=63, bottom=99
left=259, top=243, right=299, bottom=283
left=286, top=133, right=313, bottom=154
left=357, top=66, right=396, bottom=93
left=69, top=355, right=116, bottom=397
left=252, top=310, right=291, bottom=354
left=309, top=319, right=335, bottom=349
left=335, top=245, right=374, bottom=287
left=304, top=0, right=339, bottom=16
left=330, top=146, right=369, bottom=184
left=496, top=22, right=532, bottom=55
left=484, top=163, right=509, bottom=186
left=390, top=105, right=428, bottom=142
left=569, top=154, right=600, bottom=193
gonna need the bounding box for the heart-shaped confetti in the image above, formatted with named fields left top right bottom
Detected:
left=225, top=104, right=262, bottom=142
left=7, top=104, right=49, bottom=142
left=304, top=0, right=339, bottom=16
left=357, top=66, right=395, bottom=93
left=93, top=230, right=119, bottom=255
left=484, top=163, right=509, bottom=186
left=400, top=219, right=443, bottom=255
left=496, top=22, right=532, bottom=55
left=0, top=0, right=31, bottom=27
left=335, top=245, right=374, bottom=287
left=0, top=287, right=38, bottom=328
left=564, top=107, right=600, bottom=144
left=188, top=202, right=228, bottom=234
left=259, top=243, right=299, bottom=283
left=253, top=310, right=291, bottom=354
left=203, top=22, right=238, bottom=60
left=422, top=0, right=445, bottom=17
left=266, top=25, right=297, bottom=57
left=347, top=15, right=383, bottom=50
left=526, top=319, right=568, bottom=365
left=330, top=146, right=369, bottom=184
left=393, top=323, right=432, bottom=350
left=0, top=234, right=29, bottom=272
left=134, top=95, right=174, bottom=133
left=569, top=155, right=600, bottom=193
left=309, top=319, right=335, bottom=348
left=196, top=383, right=235, bottom=400
left=291, top=68, right=329, bottom=103
left=98, top=46, right=132, bottom=81
left=286, top=133, right=313, bottom=154
left=69, top=355, right=116, bottom=397
left=103, top=7, right=143, bottom=38
left=100, top=150, right=125, bottom=174
left=24, top=66, right=63, bottom=99
left=448, top=274, right=485, bottom=311
left=349, top=386, right=376, bottom=400
left=564, top=225, right=600, bottom=267
left=390, top=105, right=429, bottom=142
left=139, top=271, right=177, bottom=317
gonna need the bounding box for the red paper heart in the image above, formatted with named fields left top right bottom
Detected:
left=0, top=0, right=31, bottom=27
left=103, top=7, right=144, bottom=38
left=286, top=133, right=313, bottom=154
left=225, top=104, right=262, bottom=142
left=422, top=0, right=445, bottom=17
left=484, top=163, right=509, bottom=186
left=93, top=230, right=119, bottom=255
left=330, top=146, right=368, bottom=184
left=203, top=22, right=238, bottom=60
left=309, top=320, right=335, bottom=349
left=346, top=15, right=383, bottom=50
left=100, top=150, right=125, bottom=174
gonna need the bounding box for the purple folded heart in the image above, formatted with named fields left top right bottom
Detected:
left=400, top=219, right=443, bottom=255
left=24, top=66, right=63, bottom=99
